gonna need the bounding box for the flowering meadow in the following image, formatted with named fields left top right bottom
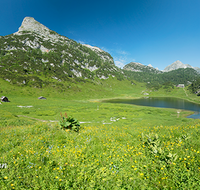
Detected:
left=1, top=67, right=200, bottom=189
left=0, top=120, right=199, bottom=189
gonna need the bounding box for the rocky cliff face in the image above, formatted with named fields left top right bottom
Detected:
left=17, top=17, right=52, bottom=36
left=13, top=17, right=65, bottom=52
left=0, top=17, right=124, bottom=86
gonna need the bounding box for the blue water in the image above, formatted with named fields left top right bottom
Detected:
left=103, top=97, right=200, bottom=119
left=187, top=112, right=200, bottom=119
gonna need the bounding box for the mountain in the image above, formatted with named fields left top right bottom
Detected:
left=194, top=67, right=200, bottom=73
left=0, top=17, right=124, bottom=87
left=123, top=62, right=162, bottom=74
left=123, top=60, right=200, bottom=74
left=123, top=61, right=200, bottom=87
left=163, top=60, right=200, bottom=73
left=0, top=16, right=199, bottom=93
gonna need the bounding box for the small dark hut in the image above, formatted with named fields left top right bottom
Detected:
left=1, top=96, right=10, bottom=102
left=38, top=96, right=46, bottom=100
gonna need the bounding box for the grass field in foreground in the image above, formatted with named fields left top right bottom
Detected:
left=0, top=121, right=200, bottom=189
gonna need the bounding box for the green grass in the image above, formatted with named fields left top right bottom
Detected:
left=0, top=121, right=199, bottom=189
left=0, top=78, right=200, bottom=189
left=0, top=94, right=197, bottom=129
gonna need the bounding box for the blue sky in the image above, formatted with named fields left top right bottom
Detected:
left=1, top=0, right=200, bottom=70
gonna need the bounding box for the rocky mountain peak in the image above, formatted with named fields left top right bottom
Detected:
left=16, top=17, right=49, bottom=34
left=14, top=17, right=62, bottom=43
left=171, top=60, right=184, bottom=67
left=148, top=64, right=153, bottom=67
left=173, top=60, right=182, bottom=64
left=163, top=60, right=193, bottom=72
left=0, top=16, right=121, bottom=82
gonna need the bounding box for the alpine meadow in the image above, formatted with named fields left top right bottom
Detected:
left=0, top=17, right=200, bottom=189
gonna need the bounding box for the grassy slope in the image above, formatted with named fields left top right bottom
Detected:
left=0, top=78, right=200, bottom=189
left=1, top=77, right=199, bottom=128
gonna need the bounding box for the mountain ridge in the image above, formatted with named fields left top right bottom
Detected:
left=123, top=60, right=200, bottom=74
left=123, top=62, right=162, bottom=73
left=0, top=17, right=199, bottom=92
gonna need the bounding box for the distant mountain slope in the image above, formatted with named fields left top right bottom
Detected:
left=163, top=60, right=200, bottom=73
left=123, top=66, right=199, bottom=87
left=123, top=62, right=162, bottom=74
left=0, top=17, right=124, bottom=87
left=123, top=60, right=200, bottom=87
left=124, top=60, right=200, bottom=74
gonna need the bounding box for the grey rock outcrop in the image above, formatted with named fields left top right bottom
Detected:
left=17, top=17, right=50, bottom=34
left=15, top=17, right=62, bottom=42
left=83, top=44, right=113, bottom=63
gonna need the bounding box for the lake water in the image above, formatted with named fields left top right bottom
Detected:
left=103, top=97, right=200, bottom=119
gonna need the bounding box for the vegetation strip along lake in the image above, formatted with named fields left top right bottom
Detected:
left=103, top=97, right=200, bottom=119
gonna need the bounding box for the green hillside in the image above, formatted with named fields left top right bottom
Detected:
left=124, top=68, right=200, bottom=88
left=0, top=32, right=124, bottom=87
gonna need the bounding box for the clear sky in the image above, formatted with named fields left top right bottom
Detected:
left=1, top=0, right=200, bottom=70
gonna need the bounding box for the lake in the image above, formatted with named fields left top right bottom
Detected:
left=103, top=97, right=200, bottom=119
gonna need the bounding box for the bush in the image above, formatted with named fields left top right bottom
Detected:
left=59, top=112, right=80, bottom=132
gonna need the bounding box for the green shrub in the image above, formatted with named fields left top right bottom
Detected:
left=59, top=112, right=80, bottom=132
